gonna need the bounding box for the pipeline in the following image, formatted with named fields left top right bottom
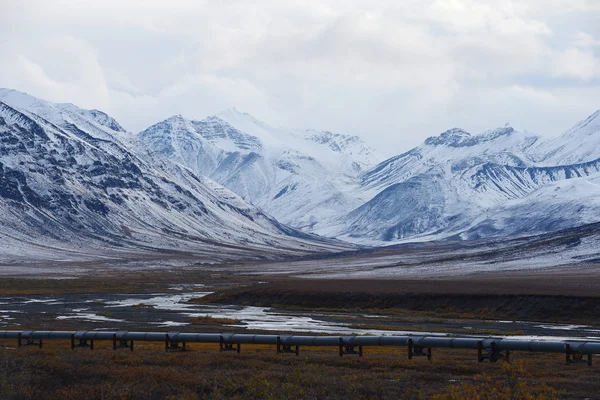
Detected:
left=0, top=330, right=597, bottom=365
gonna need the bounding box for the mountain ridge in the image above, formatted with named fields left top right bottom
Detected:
left=0, top=91, right=349, bottom=263
left=137, top=110, right=380, bottom=230
left=327, top=110, right=600, bottom=243
left=2, top=87, right=600, bottom=249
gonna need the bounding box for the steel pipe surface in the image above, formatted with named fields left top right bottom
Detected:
left=2, top=330, right=599, bottom=356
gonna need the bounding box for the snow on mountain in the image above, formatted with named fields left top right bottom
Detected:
left=530, top=110, right=600, bottom=166
left=4, top=87, right=600, bottom=250
left=460, top=173, right=600, bottom=240
left=137, top=115, right=224, bottom=177
left=318, top=174, right=450, bottom=242
left=361, top=125, right=540, bottom=195
left=0, top=91, right=347, bottom=262
left=195, top=115, right=262, bottom=153
left=0, top=88, right=128, bottom=144
left=138, top=105, right=600, bottom=245
left=296, top=129, right=381, bottom=174
left=315, top=125, right=540, bottom=241
left=215, top=108, right=381, bottom=176
left=323, top=115, right=600, bottom=244
left=215, top=108, right=283, bottom=150
left=138, top=109, right=380, bottom=230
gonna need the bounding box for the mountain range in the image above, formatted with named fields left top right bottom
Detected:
left=1, top=87, right=600, bottom=261
left=0, top=88, right=347, bottom=264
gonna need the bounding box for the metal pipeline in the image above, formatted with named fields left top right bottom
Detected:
left=1, top=330, right=598, bottom=363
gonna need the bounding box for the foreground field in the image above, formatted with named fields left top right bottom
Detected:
left=0, top=340, right=593, bottom=399
left=2, top=270, right=600, bottom=398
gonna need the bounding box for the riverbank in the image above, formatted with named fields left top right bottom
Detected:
left=197, top=275, right=600, bottom=325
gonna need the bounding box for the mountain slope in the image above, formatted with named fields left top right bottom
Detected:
left=137, top=107, right=600, bottom=245
left=461, top=173, right=600, bottom=240
left=252, top=221, right=600, bottom=278
left=361, top=126, right=540, bottom=194
left=137, top=110, right=380, bottom=229
left=4, top=87, right=599, bottom=250
left=323, top=115, right=600, bottom=244
left=530, top=110, right=600, bottom=166
left=0, top=92, right=348, bottom=263
left=0, top=88, right=129, bottom=144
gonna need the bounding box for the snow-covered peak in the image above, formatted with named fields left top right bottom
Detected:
left=58, top=104, right=126, bottom=133
left=362, top=125, right=540, bottom=193
left=192, top=116, right=262, bottom=153
left=299, top=128, right=381, bottom=170
left=0, top=88, right=64, bottom=126
left=138, top=108, right=382, bottom=230
left=424, top=125, right=530, bottom=149
left=424, top=128, right=471, bottom=147
left=142, top=114, right=187, bottom=133
left=138, top=115, right=208, bottom=157
left=214, top=108, right=288, bottom=150
left=216, top=107, right=263, bottom=126
left=166, top=114, right=185, bottom=122
left=140, top=114, right=262, bottom=155
left=563, top=109, right=600, bottom=139
left=211, top=108, right=380, bottom=172
left=302, top=129, right=361, bottom=151
left=530, top=109, right=600, bottom=166
left=479, top=125, right=515, bottom=141
left=154, top=114, right=196, bottom=133
left=0, top=88, right=129, bottom=142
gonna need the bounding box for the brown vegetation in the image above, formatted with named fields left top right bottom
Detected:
left=198, top=278, right=600, bottom=325
left=2, top=270, right=599, bottom=397
left=1, top=339, right=595, bottom=399
left=189, top=316, right=242, bottom=325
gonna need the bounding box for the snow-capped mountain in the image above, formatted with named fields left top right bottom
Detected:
left=137, top=109, right=381, bottom=230
left=314, top=125, right=540, bottom=241
left=215, top=109, right=380, bottom=175
left=0, top=89, right=129, bottom=144
left=361, top=125, right=540, bottom=194
left=460, top=173, right=600, bottom=240
left=137, top=105, right=600, bottom=245
left=322, top=112, right=600, bottom=244
left=0, top=89, right=347, bottom=262
left=3, top=87, right=599, bottom=252
left=530, top=110, right=600, bottom=166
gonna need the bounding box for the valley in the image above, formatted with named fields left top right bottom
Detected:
left=1, top=87, right=600, bottom=399
left=2, top=266, right=600, bottom=398
left=2, top=0, right=599, bottom=397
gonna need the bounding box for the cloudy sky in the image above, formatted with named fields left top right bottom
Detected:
left=1, top=0, right=599, bottom=156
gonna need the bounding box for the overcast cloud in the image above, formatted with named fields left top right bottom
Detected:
left=1, top=0, right=599, bottom=156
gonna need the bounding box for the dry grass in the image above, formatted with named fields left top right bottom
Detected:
left=189, top=316, right=242, bottom=325
left=346, top=323, right=525, bottom=336
left=0, top=278, right=162, bottom=296
left=0, top=339, right=597, bottom=399
left=199, top=279, right=600, bottom=325
left=1, top=272, right=599, bottom=398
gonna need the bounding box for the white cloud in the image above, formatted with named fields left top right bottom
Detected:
left=574, top=31, right=600, bottom=48
left=0, top=0, right=599, bottom=156
left=1, top=35, right=110, bottom=110
left=552, top=48, right=600, bottom=80
left=427, top=0, right=551, bottom=35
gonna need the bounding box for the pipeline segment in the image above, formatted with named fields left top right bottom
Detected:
left=1, top=330, right=597, bottom=365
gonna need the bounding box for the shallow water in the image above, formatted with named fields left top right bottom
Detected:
left=0, top=291, right=599, bottom=340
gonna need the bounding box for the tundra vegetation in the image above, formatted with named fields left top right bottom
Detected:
left=1, top=272, right=599, bottom=398
left=0, top=341, right=580, bottom=399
